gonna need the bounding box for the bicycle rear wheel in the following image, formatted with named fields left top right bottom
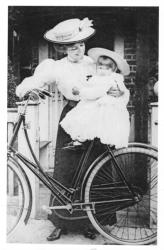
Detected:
left=7, top=158, right=31, bottom=237
left=85, top=147, right=157, bottom=245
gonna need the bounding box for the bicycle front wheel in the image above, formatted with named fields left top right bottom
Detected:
left=7, top=157, right=31, bottom=238
left=85, top=147, right=157, bottom=245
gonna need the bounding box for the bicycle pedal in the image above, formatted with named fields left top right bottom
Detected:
left=42, top=205, right=52, bottom=215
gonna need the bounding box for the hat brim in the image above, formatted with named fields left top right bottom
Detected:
left=88, top=48, right=130, bottom=76
left=44, top=27, right=96, bottom=44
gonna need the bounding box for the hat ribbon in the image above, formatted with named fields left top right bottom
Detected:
left=54, top=29, right=79, bottom=41
left=54, top=18, right=93, bottom=41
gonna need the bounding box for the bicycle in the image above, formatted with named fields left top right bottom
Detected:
left=7, top=89, right=158, bottom=245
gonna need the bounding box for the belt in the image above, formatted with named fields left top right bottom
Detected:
left=67, top=100, right=79, bottom=107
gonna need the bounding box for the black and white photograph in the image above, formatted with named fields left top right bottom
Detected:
left=3, top=1, right=160, bottom=246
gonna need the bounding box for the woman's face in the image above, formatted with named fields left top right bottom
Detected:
left=66, top=42, right=85, bottom=62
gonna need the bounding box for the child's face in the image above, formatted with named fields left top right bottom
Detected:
left=96, top=56, right=117, bottom=76
left=96, top=64, right=113, bottom=76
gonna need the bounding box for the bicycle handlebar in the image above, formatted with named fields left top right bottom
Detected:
left=40, top=89, right=53, bottom=98
left=23, top=88, right=53, bottom=101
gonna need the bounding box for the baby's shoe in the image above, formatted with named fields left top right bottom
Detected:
left=73, top=140, right=82, bottom=146
left=62, top=140, right=82, bottom=150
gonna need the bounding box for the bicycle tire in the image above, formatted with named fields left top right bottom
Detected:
left=85, top=147, right=157, bottom=245
left=7, top=157, right=31, bottom=238
left=128, top=142, right=158, bottom=152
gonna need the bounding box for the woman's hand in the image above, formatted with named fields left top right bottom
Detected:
left=16, top=76, right=44, bottom=98
left=72, top=87, right=80, bottom=96
left=107, top=89, right=124, bottom=97
left=16, top=77, right=34, bottom=98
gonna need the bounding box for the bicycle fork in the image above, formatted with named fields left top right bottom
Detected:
left=106, top=145, right=141, bottom=202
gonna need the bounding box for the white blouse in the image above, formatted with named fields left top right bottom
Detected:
left=16, top=55, right=95, bottom=101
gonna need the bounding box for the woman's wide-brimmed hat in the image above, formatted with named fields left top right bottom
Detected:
left=88, top=47, right=130, bottom=76
left=44, top=18, right=95, bottom=44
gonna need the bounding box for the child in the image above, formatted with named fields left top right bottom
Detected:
left=60, top=48, right=130, bottom=148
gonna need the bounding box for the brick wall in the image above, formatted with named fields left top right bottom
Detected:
left=124, top=33, right=137, bottom=105
left=124, top=32, right=158, bottom=144
left=124, top=35, right=136, bottom=83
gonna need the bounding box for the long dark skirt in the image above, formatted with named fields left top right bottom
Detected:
left=48, top=102, right=105, bottom=232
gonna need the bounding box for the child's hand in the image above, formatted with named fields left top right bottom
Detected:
left=72, top=87, right=80, bottom=96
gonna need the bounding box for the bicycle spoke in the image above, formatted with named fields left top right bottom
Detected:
left=85, top=147, right=157, bottom=244
left=139, top=201, right=157, bottom=225
left=98, top=166, right=114, bottom=182
left=133, top=204, right=157, bottom=235
left=98, top=212, right=115, bottom=225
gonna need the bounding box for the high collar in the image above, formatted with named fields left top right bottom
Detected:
left=67, top=55, right=84, bottom=64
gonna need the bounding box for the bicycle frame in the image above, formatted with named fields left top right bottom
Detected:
left=7, top=96, right=138, bottom=214
left=8, top=115, right=73, bottom=205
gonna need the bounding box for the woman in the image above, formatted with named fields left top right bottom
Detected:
left=16, top=18, right=123, bottom=241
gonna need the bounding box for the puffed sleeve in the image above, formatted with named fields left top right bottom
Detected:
left=16, top=59, right=58, bottom=97
left=33, top=58, right=59, bottom=84
left=115, top=74, right=130, bottom=106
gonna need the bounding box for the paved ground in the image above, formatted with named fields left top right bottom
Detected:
left=8, top=185, right=114, bottom=244
left=7, top=219, right=113, bottom=244
left=7, top=184, right=156, bottom=245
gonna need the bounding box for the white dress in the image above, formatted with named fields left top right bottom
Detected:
left=60, top=73, right=130, bottom=148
